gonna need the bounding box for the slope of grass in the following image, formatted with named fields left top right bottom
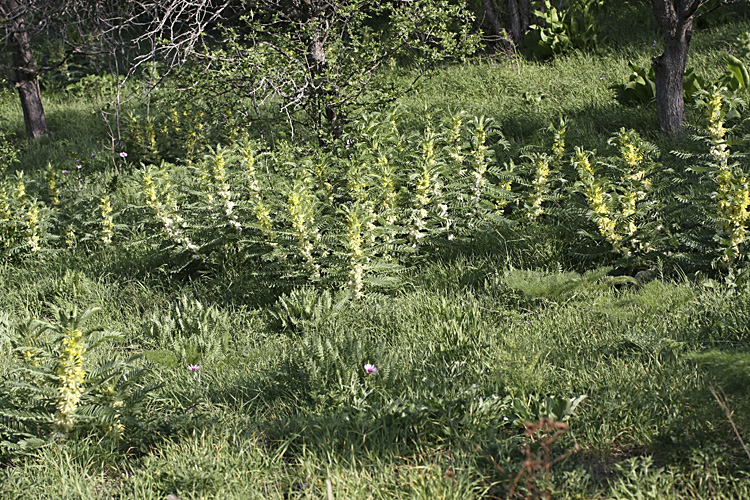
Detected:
left=2, top=254, right=750, bottom=498
left=1, top=4, right=750, bottom=499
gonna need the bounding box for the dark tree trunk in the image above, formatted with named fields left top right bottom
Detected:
left=519, top=0, right=531, bottom=33
left=507, top=0, right=531, bottom=46
left=308, top=32, right=344, bottom=144
left=651, top=0, right=704, bottom=134
left=653, top=26, right=692, bottom=134
left=2, top=0, right=49, bottom=140
left=3, top=0, right=48, bottom=140
left=507, top=0, right=522, bottom=44
left=482, top=0, right=504, bottom=39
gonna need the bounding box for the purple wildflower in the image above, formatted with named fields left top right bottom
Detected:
left=90, top=153, right=96, bottom=158
left=119, top=152, right=128, bottom=158
left=76, top=164, right=82, bottom=169
left=188, top=364, right=201, bottom=372
left=364, top=363, right=378, bottom=374
left=62, top=170, right=69, bottom=174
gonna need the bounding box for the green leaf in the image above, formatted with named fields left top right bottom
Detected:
left=723, top=54, right=749, bottom=90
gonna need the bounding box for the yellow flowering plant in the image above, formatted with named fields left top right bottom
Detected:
left=141, top=164, right=202, bottom=260
left=0, top=305, right=157, bottom=453
left=703, top=89, right=750, bottom=263
left=524, top=153, right=553, bottom=220
left=100, top=194, right=114, bottom=245
left=572, top=129, right=661, bottom=261
left=573, top=148, right=621, bottom=250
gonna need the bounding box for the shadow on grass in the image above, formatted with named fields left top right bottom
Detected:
left=6, top=98, right=114, bottom=174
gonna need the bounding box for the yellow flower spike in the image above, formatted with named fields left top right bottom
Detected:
left=54, top=328, right=87, bottom=436
left=528, top=155, right=551, bottom=219
left=47, top=165, right=60, bottom=206
left=288, top=178, right=319, bottom=277
left=26, top=202, right=40, bottom=252
left=100, top=195, right=114, bottom=245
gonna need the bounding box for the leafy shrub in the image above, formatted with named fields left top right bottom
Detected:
left=503, top=266, right=616, bottom=303
left=613, top=46, right=749, bottom=109
left=521, top=0, right=603, bottom=60
left=0, top=306, right=157, bottom=456
left=613, top=62, right=707, bottom=106
left=719, top=54, right=750, bottom=94
left=5, top=102, right=750, bottom=287
left=613, top=62, right=656, bottom=106
left=140, top=295, right=234, bottom=368
left=269, top=287, right=349, bottom=334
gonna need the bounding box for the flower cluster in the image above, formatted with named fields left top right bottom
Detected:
left=142, top=167, right=201, bottom=258
left=46, top=165, right=60, bottom=206
left=347, top=159, right=368, bottom=204
left=716, top=167, right=750, bottom=260
left=22, top=347, right=39, bottom=367
left=210, top=148, right=241, bottom=231
left=574, top=148, right=622, bottom=251
left=550, top=117, right=567, bottom=164
left=706, top=92, right=729, bottom=168
left=65, top=224, right=77, bottom=249
left=288, top=174, right=321, bottom=277
left=410, top=127, right=438, bottom=246
left=469, top=117, right=489, bottom=204
left=127, top=112, right=157, bottom=162
left=705, top=90, right=750, bottom=261
left=447, top=113, right=465, bottom=164
left=527, top=154, right=551, bottom=219
left=371, top=155, right=399, bottom=251
left=53, top=328, right=86, bottom=437
left=25, top=201, right=41, bottom=252
left=100, top=194, right=114, bottom=245
left=615, top=128, right=653, bottom=244
left=241, top=142, right=276, bottom=243
left=0, top=183, right=11, bottom=249
left=14, top=171, right=26, bottom=202
left=242, top=141, right=260, bottom=194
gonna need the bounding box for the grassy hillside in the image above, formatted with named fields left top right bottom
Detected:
left=1, top=2, right=750, bottom=499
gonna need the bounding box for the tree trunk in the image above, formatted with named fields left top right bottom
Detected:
left=2, top=0, right=49, bottom=140
left=653, top=26, right=692, bottom=134
left=507, top=0, right=531, bottom=45
left=507, top=0, right=522, bottom=44
left=519, top=0, right=530, bottom=33
left=482, top=0, right=504, bottom=39
left=308, top=33, right=343, bottom=144
left=651, top=0, right=704, bottom=134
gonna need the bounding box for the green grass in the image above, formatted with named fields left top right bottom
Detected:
left=2, top=4, right=750, bottom=499
left=392, top=4, right=750, bottom=153
left=2, top=254, right=750, bottom=498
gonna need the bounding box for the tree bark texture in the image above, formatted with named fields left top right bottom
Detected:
left=1, top=0, right=49, bottom=140
left=653, top=27, right=692, bottom=134
left=507, top=0, right=531, bottom=45
left=482, top=0, right=504, bottom=39
left=307, top=29, right=344, bottom=143
left=651, top=0, right=704, bottom=134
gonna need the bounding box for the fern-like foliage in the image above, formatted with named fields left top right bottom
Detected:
left=0, top=305, right=158, bottom=459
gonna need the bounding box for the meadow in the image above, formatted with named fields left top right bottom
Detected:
left=2, top=2, right=750, bottom=499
